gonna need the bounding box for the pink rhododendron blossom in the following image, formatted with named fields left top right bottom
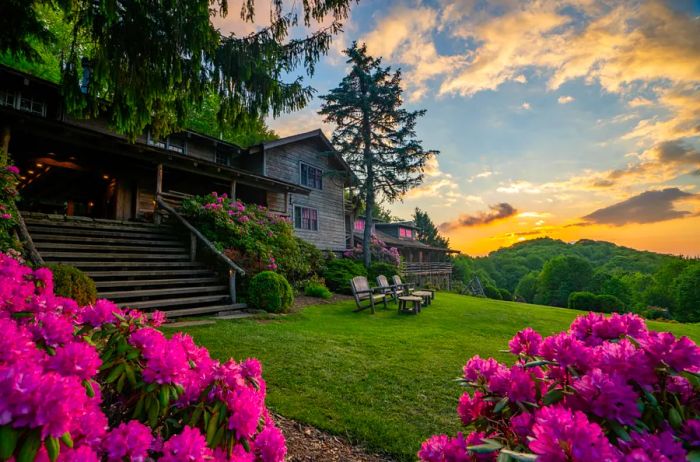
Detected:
left=529, top=406, right=618, bottom=462
left=48, top=341, right=101, bottom=380
left=509, top=327, right=542, bottom=356
left=105, top=420, right=154, bottom=461
left=682, top=420, right=700, bottom=447
left=80, top=299, right=123, bottom=327
left=457, top=391, right=492, bottom=425
left=255, top=424, right=287, bottom=462
left=620, top=431, right=686, bottom=462
left=572, top=369, right=640, bottom=425
left=463, top=355, right=503, bottom=383
left=161, top=426, right=213, bottom=462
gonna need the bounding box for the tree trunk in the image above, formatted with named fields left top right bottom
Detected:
left=360, top=76, right=374, bottom=269
left=0, top=125, right=10, bottom=167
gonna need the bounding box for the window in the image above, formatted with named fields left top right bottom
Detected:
left=400, top=228, right=413, bottom=239
left=147, top=133, right=186, bottom=154
left=354, top=219, right=365, bottom=231
left=0, top=91, right=46, bottom=116
left=0, top=91, right=15, bottom=108
left=294, top=206, right=318, bottom=231
left=300, top=163, right=323, bottom=189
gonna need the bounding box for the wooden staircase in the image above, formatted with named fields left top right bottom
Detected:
left=22, top=212, right=246, bottom=317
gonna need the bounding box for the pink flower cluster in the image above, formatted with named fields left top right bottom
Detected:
left=420, top=312, right=700, bottom=462
left=0, top=252, right=285, bottom=461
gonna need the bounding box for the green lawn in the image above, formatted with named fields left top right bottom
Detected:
left=170, top=293, right=700, bottom=461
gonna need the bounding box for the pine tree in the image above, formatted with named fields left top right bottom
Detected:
left=320, top=42, right=438, bottom=267
left=413, top=208, right=449, bottom=248
left=0, top=0, right=354, bottom=140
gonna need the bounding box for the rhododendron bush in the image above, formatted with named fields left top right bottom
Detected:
left=0, top=252, right=285, bottom=461
left=419, top=313, right=700, bottom=462
left=181, top=192, right=316, bottom=280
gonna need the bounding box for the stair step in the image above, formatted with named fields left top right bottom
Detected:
left=162, top=304, right=248, bottom=318
left=101, top=285, right=228, bottom=300
left=29, top=234, right=184, bottom=246
left=85, top=269, right=214, bottom=278
left=22, top=217, right=173, bottom=233
left=119, top=294, right=231, bottom=310
left=21, top=212, right=166, bottom=228
left=95, top=277, right=221, bottom=288
left=42, top=252, right=191, bottom=260
left=36, top=243, right=187, bottom=253
left=62, top=261, right=206, bottom=268
left=24, top=226, right=175, bottom=240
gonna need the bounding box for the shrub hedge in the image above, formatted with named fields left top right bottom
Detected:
left=323, top=258, right=367, bottom=294
left=46, top=263, right=98, bottom=305
left=248, top=271, right=294, bottom=313
left=368, top=261, right=399, bottom=284
left=568, top=291, right=625, bottom=313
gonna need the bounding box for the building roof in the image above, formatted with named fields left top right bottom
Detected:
left=254, top=129, right=356, bottom=186
left=375, top=221, right=420, bottom=230
left=353, top=230, right=460, bottom=253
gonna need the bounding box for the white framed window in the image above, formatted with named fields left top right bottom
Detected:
left=300, top=162, right=323, bottom=189
left=294, top=206, right=319, bottom=231
left=147, top=133, right=186, bottom=154
left=0, top=91, right=46, bottom=117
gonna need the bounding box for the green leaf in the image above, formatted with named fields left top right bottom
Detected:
left=494, top=397, right=509, bottom=413
left=687, top=450, right=700, bottom=462
left=83, top=379, right=95, bottom=398
left=116, top=372, right=126, bottom=393
left=668, top=407, right=683, bottom=430
left=189, top=406, right=204, bottom=427
left=467, top=443, right=500, bottom=454
left=104, top=363, right=125, bottom=384
left=522, top=360, right=555, bottom=368
left=610, top=421, right=631, bottom=442
left=0, top=425, right=19, bottom=459
left=542, top=388, right=564, bottom=405
left=206, top=411, right=220, bottom=445
left=16, top=430, right=41, bottom=462
left=148, top=400, right=160, bottom=428
left=45, top=436, right=60, bottom=462
left=133, top=394, right=145, bottom=420
left=60, top=432, right=73, bottom=449
left=124, top=364, right=137, bottom=387
left=159, top=386, right=170, bottom=408
left=499, top=449, right=538, bottom=461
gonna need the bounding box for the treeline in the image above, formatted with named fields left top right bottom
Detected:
left=453, top=238, right=700, bottom=322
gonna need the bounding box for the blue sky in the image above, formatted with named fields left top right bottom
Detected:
left=216, top=0, right=700, bottom=255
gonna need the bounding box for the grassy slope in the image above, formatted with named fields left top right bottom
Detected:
left=171, top=293, right=700, bottom=461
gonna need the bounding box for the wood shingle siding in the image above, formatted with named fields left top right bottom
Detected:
left=263, top=139, right=347, bottom=250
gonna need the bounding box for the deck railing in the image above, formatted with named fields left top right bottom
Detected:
left=403, top=262, right=453, bottom=275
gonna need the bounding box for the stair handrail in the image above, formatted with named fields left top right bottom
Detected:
left=14, top=208, right=44, bottom=266
left=156, top=196, right=245, bottom=303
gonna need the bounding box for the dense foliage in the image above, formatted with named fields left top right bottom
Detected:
left=344, top=234, right=401, bottom=267
left=323, top=258, right=367, bottom=294
left=419, top=312, right=700, bottom=461
left=0, top=164, right=20, bottom=252
left=248, top=271, right=294, bottom=313
left=320, top=42, right=437, bottom=267
left=182, top=193, right=316, bottom=282
left=413, top=208, right=449, bottom=249
left=1, top=0, right=354, bottom=140
left=0, top=252, right=285, bottom=461
left=368, top=261, right=399, bottom=284
left=568, top=291, right=624, bottom=313
left=45, top=263, right=97, bottom=306
left=454, top=238, right=699, bottom=321
left=304, top=276, right=333, bottom=299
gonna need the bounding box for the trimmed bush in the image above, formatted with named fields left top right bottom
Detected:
left=483, top=284, right=502, bottom=300
left=498, top=288, right=512, bottom=301
left=323, top=258, right=367, bottom=294
left=248, top=271, right=294, bottom=313
left=304, top=281, right=332, bottom=299
left=568, top=291, right=625, bottom=313
left=46, top=263, right=97, bottom=305
left=368, top=261, right=399, bottom=283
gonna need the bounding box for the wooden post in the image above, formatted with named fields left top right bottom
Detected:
left=284, top=192, right=289, bottom=215
left=230, top=180, right=237, bottom=200
left=229, top=270, right=237, bottom=304
left=155, top=164, right=163, bottom=224
left=0, top=125, right=11, bottom=166
left=190, top=232, right=197, bottom=262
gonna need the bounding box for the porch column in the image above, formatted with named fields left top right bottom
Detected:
left=155, top=163, right=163, bottom=224
left=230, top=179, right=237, bottom=200
left=0, top=125, right=10, bottom=166
left=284, top=191, right=289, bottom=215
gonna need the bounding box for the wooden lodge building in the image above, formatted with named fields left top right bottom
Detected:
left=1, top=64, right=455, bottom=315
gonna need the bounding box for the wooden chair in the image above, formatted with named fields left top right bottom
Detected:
left=350, top=276, right=388, bottom=314
left=376, top=275, right=403, bottom=302
left=392, top=275, right=415, bottom=295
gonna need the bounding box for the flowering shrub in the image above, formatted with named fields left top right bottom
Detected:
left=182, top=192, right=316, bottom=281
left=0, top=252, right=286, bottom=461
left=344, top=234, right=401, bottom=267
left=0, top=164, right=20, bottom=252
left=419, top=313, right=700, bottom=462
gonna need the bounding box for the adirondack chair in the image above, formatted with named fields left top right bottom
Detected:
left=350, top=276, right=388, bottom=314
left=392, top=275, right=415, bottom=295
left=376, top=275, right=403, bottom=302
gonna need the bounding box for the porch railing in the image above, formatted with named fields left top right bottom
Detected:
left=403, top=262, right=453, bottom=275
left=155, top=195, right=245, bottom=303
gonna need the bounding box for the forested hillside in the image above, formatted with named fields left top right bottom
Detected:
left=453, top=238, right=700, bottom=322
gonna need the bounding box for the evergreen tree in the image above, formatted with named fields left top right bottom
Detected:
left=413, top=208, right=449, bottom=248
left=0, top=0, right=353, bottom=141
left=319, top=42, right=437, bottom=267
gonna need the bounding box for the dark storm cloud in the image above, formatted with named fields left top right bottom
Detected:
left=439, top=203, right=517, bottom=231
left=582, top=188, right=697, bottom=226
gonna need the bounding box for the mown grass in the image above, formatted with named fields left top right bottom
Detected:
left=170, top=293, right=700, bottom=461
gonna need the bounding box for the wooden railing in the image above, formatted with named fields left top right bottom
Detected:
left=15, top=207, right=44, bottom=266
left=403, top=262, right=452, bottom=275
left=156, top=196, right=245, bottom=303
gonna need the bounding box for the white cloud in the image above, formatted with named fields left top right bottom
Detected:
left=404, top=156, right=483, bottom=206
left=558, top=95, right=575, bottom=104
left=520, top=102, right=532, bottom=110
left=468, top=170, right=497, bottom=182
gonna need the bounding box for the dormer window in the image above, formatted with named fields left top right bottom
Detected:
left=399, top=227, right=414, bottom=239
left=300, top=162, right=323, bottom=189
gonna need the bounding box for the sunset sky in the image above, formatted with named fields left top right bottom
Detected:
left=216, top=0, right=700, bottom=257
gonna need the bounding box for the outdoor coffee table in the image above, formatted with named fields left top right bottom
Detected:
left=398, top=296, right=422, bottom=314
left=413, top=290, right=433, bottom=306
